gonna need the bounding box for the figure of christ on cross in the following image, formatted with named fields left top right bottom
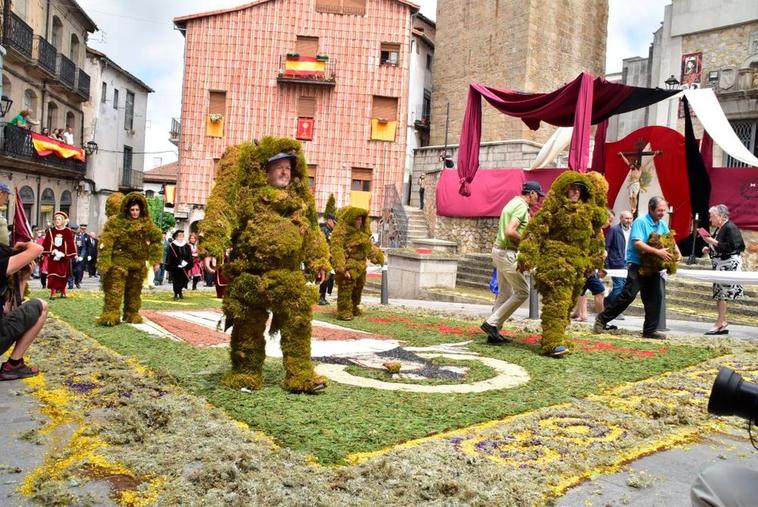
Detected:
left=618, top=148, right=663, bottom=217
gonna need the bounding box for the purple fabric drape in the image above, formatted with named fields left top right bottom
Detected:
left=456, top=72, right=679, bottom=195
left=591, top=119, right=608, bottom=173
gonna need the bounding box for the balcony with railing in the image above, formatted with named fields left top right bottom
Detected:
left=34, top=36, right=58, bottom=77
left=1, top=123, right=86, bottom=174
left=3, top=12, right=34, bottom=61
left=169, top=117, right=181, bottom=146
left=57, top=54, right=76, bottom=88
left=120, top=168, right=144, bottom=190
left=75, top=68, right=90, bottom=99
left=277, top=55, right=336, bottom=87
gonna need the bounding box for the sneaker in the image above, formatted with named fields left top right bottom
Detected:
left=603, top=324, right=618, bottom=331
left=318, top=298, right=329, bottom=306
left=0, top=361, right=40, bottom=381
left=550, top=345, right=569, bottom=357
left=642, top=331, right=666, bottom=340
left=592, top=319, right=606, bottom=334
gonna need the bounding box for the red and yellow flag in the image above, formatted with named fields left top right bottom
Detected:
left=284, top=56, right=326, bottom=78
left=31, top=132, right=85, bottom=162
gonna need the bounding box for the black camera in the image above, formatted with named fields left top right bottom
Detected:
left=707, top=367, right=758, bottom=423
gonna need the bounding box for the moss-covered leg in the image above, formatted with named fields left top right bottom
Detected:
left=539, top=285, right=575, bottom=355
left=122, top=264, right=148, bottom=323
left=97, top=267, right=126, bottom=326
left=351, top=271, right=366, bottom=316
left=223, top=306, right=268, bottom=390
left=335, top=273, right=355, bottom=320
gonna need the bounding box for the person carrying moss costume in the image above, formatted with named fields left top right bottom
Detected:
left=594, top=195, right=681, bottom=340
left=518, top=171, right=609, bottom=357
left=330, top=206, right=385, bottom=320
left=96, top=192, right=162, bottom=326
left=198, top=137, right=331, bottom=394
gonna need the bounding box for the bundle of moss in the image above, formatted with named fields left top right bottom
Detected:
left=198, top=136, right=330, bottom=393
left=639, top=231, right=678, bottom=276
left=330, top=206, right=384, bottom=320
left=518, top=171, right=609, bottom=356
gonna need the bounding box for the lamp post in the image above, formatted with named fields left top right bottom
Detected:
left=0, top=95, right=13, bottom=118
left=664, top=75, right=680, bottom=128
left=84, top=140, right=98, bottom=156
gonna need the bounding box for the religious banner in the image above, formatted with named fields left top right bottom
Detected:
left=296, top=117, right=314, bottom=140
left=30, top=133, right=86, bottom=162
left=284, top=56, right=326, bottom=78
left=679, top=52, right=702, bottom=118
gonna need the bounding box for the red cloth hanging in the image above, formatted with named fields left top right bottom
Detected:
left=12, top=188, right=33, bottom=245
left=456, top=73, right=678, bottom=195
left=591, top=119, right=609, bottom=173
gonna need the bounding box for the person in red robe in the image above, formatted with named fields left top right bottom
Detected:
left=41, top=211, right=76, bottom=298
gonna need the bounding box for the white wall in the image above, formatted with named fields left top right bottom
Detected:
left=405, top=36, right=434, bottom=203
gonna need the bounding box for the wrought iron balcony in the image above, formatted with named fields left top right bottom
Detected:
left=4, top=12, right=33, bottom=60
left=57, top=54, right=76, bottom=88
left=34, top=36, right=57, bottom=77
left=75, top=68, right=90, bottom=99
left=277, top=55, right=336, bottom=87
left=169, top=117, right=181, bottom=146
left=120, top=168, right=144, bottom=190
left=1, top=123, right=85, bottom=174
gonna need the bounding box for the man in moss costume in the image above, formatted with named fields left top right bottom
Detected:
left=518, top=171, right=609, bottom=357
left=199, top=137, right=331, bottom=394
left=97, top=193, right=162, bottom=326
left=330, top=206, right=385, bottom=320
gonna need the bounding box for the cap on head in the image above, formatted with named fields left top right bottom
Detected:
left=522, top=180, right=545, bottom=197
left=267, top=151, right=297, bottom=167
left=0, top=182, right=10, bottom=194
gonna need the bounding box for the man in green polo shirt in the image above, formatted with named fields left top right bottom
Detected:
left=481, top=181, right=544, bottom=344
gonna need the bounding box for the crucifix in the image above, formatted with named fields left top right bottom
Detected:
left=618, top=139, right=663, bottom=218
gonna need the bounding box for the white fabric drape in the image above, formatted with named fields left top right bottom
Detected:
left=604, top=268, right=758, bottom=285
left=529, top=127, right=572, bottom=169
left=680, top=88, right=758, bottom=167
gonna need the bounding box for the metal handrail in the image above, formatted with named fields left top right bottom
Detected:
left=57, top=54, right=76, bottom=88
left=1, top=123, right=85, bottom=173
left=4, top=12, right=33, bottom=59
left=35, top=36, right=57, bottom=76
left=380, top=183, right=408, bottom=248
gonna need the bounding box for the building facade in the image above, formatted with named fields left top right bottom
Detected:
left=173, top=0, right=418, bottom=225
left=430, top=0, right=608, bottom=146
left=609, top=0, right=758, bottom=165
left=402, top=12, right=434, bottom=203
left=0, top=0, right=96, bottom=229
left=81, top=47, right=153, bottom=232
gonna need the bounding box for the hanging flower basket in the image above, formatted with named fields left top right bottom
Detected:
left=209, top=113, right=224, bottom=123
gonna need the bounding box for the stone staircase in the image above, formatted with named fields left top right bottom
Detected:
left=403, top=205, right=430, bottom=244
left=456, top=253, right=495, bottom=290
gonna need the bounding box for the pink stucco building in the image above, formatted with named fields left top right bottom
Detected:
left=173, top=0, right=418, bottom=224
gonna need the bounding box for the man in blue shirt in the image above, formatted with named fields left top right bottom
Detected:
left=593, top=196, right=681, bottom=339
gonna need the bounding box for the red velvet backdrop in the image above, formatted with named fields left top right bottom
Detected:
left=604, top=126, right=690, bottom=240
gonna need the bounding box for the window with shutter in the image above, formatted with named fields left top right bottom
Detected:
left=351, top=167, right=372, bottom=191
left=371, top=96, right=398, bottom=122
left=315, top=0, right=341, bottom=14
left=209, top=91, right=226, bottom=115
left=342, top=0, right=366, bottom=15
left=295, top=36, right=319, bottom=57
left=380, top=43, right=400, bottom=65
left=297, top=96, right=316, bottom=118
left=307, top=164, right=317, bottom=191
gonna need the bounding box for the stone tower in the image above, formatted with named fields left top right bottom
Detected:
left=431, top=0, right=609, bottom=145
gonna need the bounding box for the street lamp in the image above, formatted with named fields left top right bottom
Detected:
left=664, top=75, right=680, bottom=89
left=0, top=95, right=13, bottom=117
left=84, top=140, right=98, bottom=155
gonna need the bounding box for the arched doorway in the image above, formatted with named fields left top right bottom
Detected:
left=40, top=188, right=55, bottom=228
left=51, top=16, right=63, bottom=50
left=46, top=101, right=58, bottom=130
left=69, top=34, right=80, bottom=63
left=60, top=190, right=72, bottom=217
left=19, top=186, right=34, bottom=225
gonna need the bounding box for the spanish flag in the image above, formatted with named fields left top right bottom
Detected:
left=284, top=56, right=326, bottom=78
left=31, top=133, right=86, bottom=162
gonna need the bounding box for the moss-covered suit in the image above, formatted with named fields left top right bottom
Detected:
left=198, top=137, right=331, bottom=393
left=97, top=192, right=162, bottom=326
left=330, top=206, right=385, bottom=320
left=518, top=171, right=609, bottom=355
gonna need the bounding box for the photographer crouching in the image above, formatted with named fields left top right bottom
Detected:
left=692, top=367, right=758, bottom=506
left=0, top=240, right=48, bottom=380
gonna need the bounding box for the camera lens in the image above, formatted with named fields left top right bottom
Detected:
left=707, top=367, right=758, bottom=423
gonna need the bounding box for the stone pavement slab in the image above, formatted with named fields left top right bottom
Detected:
left=0, top=381, right=43, bottom=506
left=556, top=432, right=758, bottom=507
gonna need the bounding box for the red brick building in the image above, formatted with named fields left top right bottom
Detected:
left=173, top=0, right=419, bottom=224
